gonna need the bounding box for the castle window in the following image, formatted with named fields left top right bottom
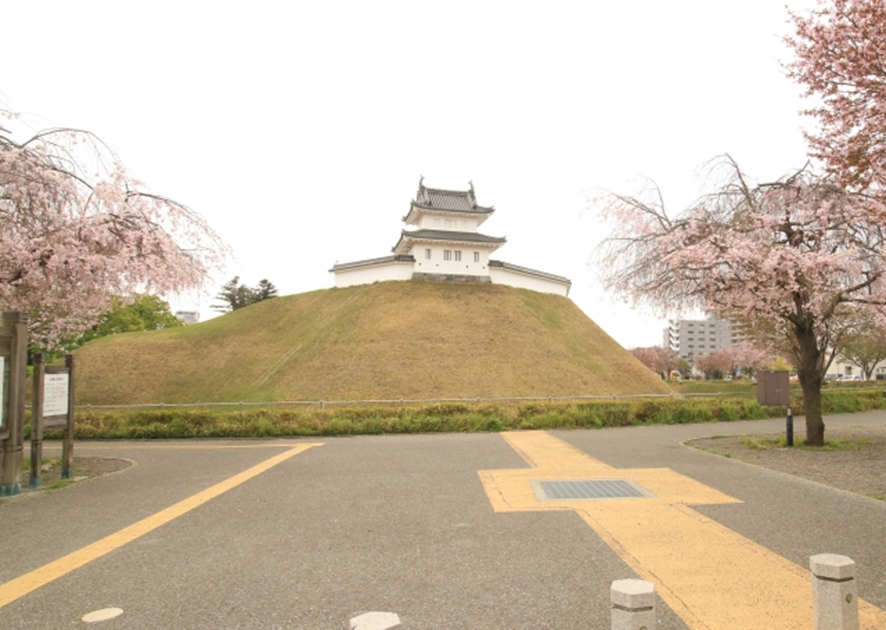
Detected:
left=474, top=252, right=480, bottom=262
left=425, top=249, right=431, bottom=260
left=455, top=251, right=462, bottom=262
left=443, top=250, right=452, bottom=261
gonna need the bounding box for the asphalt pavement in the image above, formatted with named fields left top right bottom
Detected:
left=0, top=412, right=884, bottom=629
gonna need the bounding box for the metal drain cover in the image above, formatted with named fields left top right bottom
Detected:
left=532, top=479, right=652, bottom=501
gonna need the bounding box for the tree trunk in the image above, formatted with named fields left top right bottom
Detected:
left=794, top=323, right=826, bottom=446
left=799, top=377, right=825, bottom=445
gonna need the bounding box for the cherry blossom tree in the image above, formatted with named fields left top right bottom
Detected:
left=693, top=342, right=772, bottom=379
left=786, top=0, right=886, bottom=191
left=595, top=156, right=886, bottom=445
left=630, top=346, right=681, bottom=379
left=728, top=340, right=772, bottom=377
left=694, top=350, right=732, bottom=380
left=630, top=347, right=657, bottom=375
left=1, top=110, right=226, bottom=347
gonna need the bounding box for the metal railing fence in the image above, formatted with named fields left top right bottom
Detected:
left=73, top=390, right=773, bottom=412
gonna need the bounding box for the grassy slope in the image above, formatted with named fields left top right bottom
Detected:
left=75, top=281, right=672, bottom=404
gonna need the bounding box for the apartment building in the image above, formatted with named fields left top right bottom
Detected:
left=663, top=317, right=740, bottom=361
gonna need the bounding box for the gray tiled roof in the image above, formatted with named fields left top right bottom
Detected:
left=412, top=179, right=494, bottom=215
left=402, top=229, right=505, bottom=243
left=329, top=254, right=415, bottom=272
left=392, top=229, right=506, bottom=254
left=489, top=260, right=571, bottom=285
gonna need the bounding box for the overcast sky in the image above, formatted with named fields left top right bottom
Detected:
left=4, top=0, right=817, bottom=349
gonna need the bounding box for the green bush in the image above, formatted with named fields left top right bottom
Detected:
left=55, top=388, right=886, bottom=440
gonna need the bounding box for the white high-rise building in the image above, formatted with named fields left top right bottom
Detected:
left=663, top=317, right=739, bottom=361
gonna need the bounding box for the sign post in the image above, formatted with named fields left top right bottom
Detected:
left=61, top=354, right=76, bottom=478
left=0, top=312, right=29, bottom=496
left=30, top=353, right=76, bottom=486
left=30, top=354, right=45, bottom=488
left=0, top=355, right=6, bottom=438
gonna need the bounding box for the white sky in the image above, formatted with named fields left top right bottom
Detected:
left=4, top=0, right=817, bottom=349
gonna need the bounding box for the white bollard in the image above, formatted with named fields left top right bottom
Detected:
left=810, top=554, right=859, bottom=630
left=611, top=579, right=656, bottom=630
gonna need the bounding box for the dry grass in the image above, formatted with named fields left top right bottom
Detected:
left=688, top=427, right=886, bottom=501
left=74, top=281, right=672, bottom=404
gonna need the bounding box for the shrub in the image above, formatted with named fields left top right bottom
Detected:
left=57, top=389, right=886, bottom=440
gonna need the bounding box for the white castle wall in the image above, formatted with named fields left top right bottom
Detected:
left=334, top=260, right=415, bottom=288
left=489, top=266, right=570, bottom=297
left=335, top=261, right=569, bottom=296
left=411, top=245, right=491, bottom=276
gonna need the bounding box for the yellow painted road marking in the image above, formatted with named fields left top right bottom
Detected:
left=41, top=443, right=306, bottom=450
left=0, top=443, right=322, bottom=609
left=479, top=431, right=886, bottom=630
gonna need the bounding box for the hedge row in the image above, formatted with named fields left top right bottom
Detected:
left=29, top=389, right=886, bottom=440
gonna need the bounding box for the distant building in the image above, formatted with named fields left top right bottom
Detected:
left=175, top=311, right=200, bottom=325
left=826, top=358, right=886, bottom=381
left=663, top=317, right=742, bottom=361
left=330, top=178, right=571, bottom=296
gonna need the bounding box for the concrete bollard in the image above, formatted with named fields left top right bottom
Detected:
left=810, top=554, right=859, bottom=630
left=611, top=579, right=656, bottom=630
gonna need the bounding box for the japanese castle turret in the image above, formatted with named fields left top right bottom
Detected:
left=331, top=179, right=571, bottom=296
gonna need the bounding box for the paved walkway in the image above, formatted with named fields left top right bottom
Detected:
left=0, top=412, right=884, bottom=629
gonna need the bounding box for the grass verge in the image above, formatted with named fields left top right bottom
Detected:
left=26, top=389, right=886, bottom=440
left=738, top=435, right=872, bottom=450
left=33, top=397, right=765, bottom=439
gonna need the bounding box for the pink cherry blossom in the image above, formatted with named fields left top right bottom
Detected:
left=630, top=346, right=682, bottom=380
left=0, top=109, right=228, bottom=348
left=594, top=156, right=886, bottom=445
left=786, top=0, right=886, bottom=192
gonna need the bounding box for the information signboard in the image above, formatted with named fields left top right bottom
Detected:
left=43, top=372, right=70, bottom=419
